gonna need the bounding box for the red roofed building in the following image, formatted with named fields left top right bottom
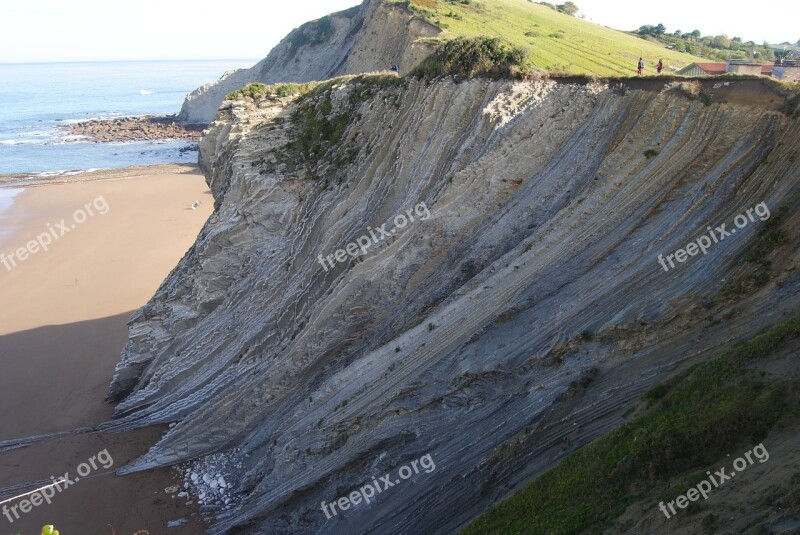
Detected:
left=677, top=62, right=727, bottom=76
left=677, top=61, right=781, bottom=78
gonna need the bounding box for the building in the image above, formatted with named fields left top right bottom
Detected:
left=773, top=64, right=800, bottom=82
left=676, top=60, right=798, bottom=82
left=725, top=59, right=764, bottom=75
left=676, top=62, right=727, bottom=76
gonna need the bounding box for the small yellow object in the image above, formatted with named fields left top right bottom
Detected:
left=41, top=525, right=59, bottom=535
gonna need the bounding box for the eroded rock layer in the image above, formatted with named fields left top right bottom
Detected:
left=108, top=77, right=799, bottom=533
left=177, top=0, right=439, bottom=124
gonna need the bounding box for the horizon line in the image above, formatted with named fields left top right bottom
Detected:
left=0, top=58, right=262, bottom=66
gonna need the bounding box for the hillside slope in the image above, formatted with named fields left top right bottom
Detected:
left=394, top=0, right=702, bottom=74
left=92, top=74, right=800, bottom=533
left=178, top=0, right=703, bottom=124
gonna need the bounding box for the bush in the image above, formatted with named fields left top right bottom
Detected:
left=226, top=82, right=318, bottom=101
left=412, top=37, right=529, bottom=79
left=557, top=1, right=579, bottom=16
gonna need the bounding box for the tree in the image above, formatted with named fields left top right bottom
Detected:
left=689, top=29, right=701, bottom=39
left=655, top=23, right=666, bottom=35
left=637, top=25, right=662, bottom=37
left=712, top=34, right=731, bottom=49
left=556, top=1, right=579, bottom=16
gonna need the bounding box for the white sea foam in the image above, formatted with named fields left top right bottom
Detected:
left=0, top=188, right=24, bottom=245
left=0, top=138, right=49, bottom=145
left=16, top=168, right=106, bottom=181
left=140, top=89, right=155, bottom=95
left=64, top=168, right=102, bottom=176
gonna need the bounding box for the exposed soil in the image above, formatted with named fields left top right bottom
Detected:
left=552, top=75, right=792, bottom=112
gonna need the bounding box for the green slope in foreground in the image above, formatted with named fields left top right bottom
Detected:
left=462, top=316, right=800, bottom=535
left=390, top=0, right=703, bottom=76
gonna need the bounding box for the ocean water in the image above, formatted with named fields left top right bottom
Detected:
left=0, top=60, right=257, bottom=175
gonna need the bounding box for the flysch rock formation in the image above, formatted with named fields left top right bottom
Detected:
left=177, top=0, right=440, bottom=125
left=105, top=76, right=799, bottom=533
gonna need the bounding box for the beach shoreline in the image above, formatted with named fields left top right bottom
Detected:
left=0, top=164, right=213, bottom=533
left=0, top=162, right=202, bottom=188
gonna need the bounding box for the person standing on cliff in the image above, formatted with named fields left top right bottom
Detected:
left=657, top=58, right=664, bottom=74
left=637, top=58, right=644, bottom=76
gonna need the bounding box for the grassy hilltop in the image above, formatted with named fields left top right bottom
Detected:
left=388, top=0, right=703, bottom=75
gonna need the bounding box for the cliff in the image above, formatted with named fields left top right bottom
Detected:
left=177, top=0, right=439, bottom=124
left=104, top=74, right=800, bottom=533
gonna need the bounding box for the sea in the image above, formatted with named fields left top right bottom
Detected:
left=0, top=60, right=257, bottom=176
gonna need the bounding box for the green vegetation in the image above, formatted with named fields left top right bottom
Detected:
left=462, top=316, right=800, bottom=535
left=289, top=15, right=335, bottom=52
left=535, top=1, right=579, bottom=16
left=635, top=24, right=778, bottom=63
left=226, top=82, right=319, bottom=101
left=288, top=94, right=354, bottom=178
left=786, top=85, right=800, bottom=118
left=722, top=206, right=789, bottom=297
left=387, top=0, right=701, bottom=75
left=258, top=74, right=403, bottom=178
left=412, top=36, right=529, bottom=78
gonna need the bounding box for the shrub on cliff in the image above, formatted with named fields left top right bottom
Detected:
left=226, top=82, right=319, bottom=101
left=411, top=37, right=529, bottom=79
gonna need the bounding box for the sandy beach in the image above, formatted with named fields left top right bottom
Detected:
left=0, top=164, right=212, bottom=534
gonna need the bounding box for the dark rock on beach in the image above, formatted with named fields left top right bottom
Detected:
left=63, top=115, right=204, bottom=143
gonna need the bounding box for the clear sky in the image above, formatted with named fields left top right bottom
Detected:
left=578, top=0, right=797, bottom=45
left=0, top=0, right=796, bottom=63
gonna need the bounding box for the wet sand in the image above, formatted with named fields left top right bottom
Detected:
left=0, top=165, right=213, bottom=534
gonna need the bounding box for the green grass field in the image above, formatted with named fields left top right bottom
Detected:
left=389, top=0, right=704, bottom=76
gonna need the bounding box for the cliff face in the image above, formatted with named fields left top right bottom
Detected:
left=107, top=76, right=799, bottom=533
left=177, top=0, right=439, bottom=124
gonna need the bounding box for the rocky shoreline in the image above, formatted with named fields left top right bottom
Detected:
left=63, top=115, right=205, bottom=143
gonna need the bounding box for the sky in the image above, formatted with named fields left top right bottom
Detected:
left=0, top=0, right=796, bottom=64
left=578, top=0, right=798, bottom=45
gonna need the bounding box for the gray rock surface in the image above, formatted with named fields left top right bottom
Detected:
left=107, top=77, right=800, bottom=533
left=177, top=0, right=439, bottom=125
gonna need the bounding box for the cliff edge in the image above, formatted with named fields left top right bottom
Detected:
left=177, top=0, right=439, bottom=124
left=104, top=75, right=799, bottom=533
